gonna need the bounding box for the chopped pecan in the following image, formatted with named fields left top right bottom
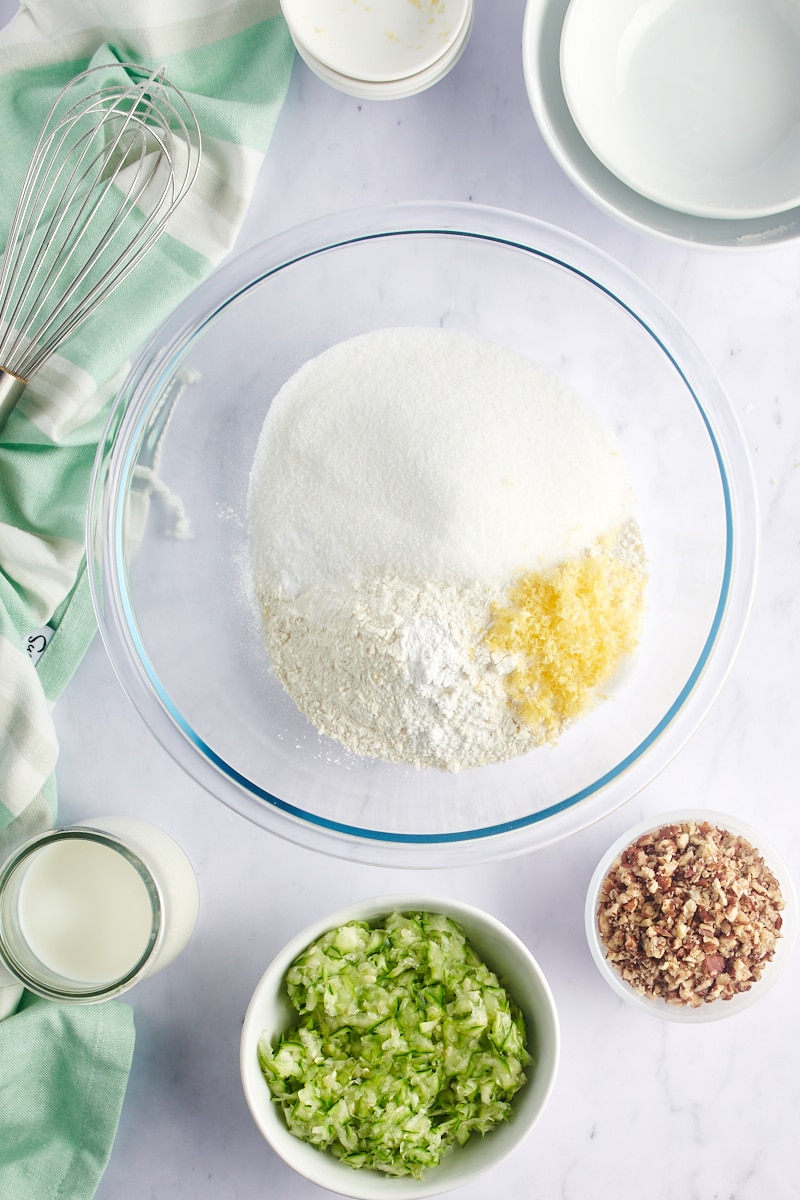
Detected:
left=596, top=819, right=784, bottom=1007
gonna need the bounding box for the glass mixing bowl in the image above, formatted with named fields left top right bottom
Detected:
left=88, top=203, right=757, bottom=867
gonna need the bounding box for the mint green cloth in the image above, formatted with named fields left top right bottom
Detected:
left=0, top=993, right=135, bottom=1198
left=0, top=2, right=294, bottom=1197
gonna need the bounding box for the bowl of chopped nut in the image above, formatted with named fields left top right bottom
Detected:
left=585, top=811, right=796, bottom=1021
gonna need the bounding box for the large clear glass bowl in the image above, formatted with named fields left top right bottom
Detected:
left=88, top=203, right=757, bottom=867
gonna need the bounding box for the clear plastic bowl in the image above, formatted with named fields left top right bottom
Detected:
left=585, top=810, right=797, bottom=1022
left=88, top=202, right=758, bottom=867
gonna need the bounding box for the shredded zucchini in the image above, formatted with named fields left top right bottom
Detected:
left=258, top=911, right=531, bottom=1178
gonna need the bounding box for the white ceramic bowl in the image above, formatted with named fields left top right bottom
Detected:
left=523, top=0, right=800, bottom=247
left=281, top=0, right=473, bottom=99
left=560, top=0, right=800, bottom=220
left=240, top=895, right=560, bottom=1198
left=585, top=810, right=797, bottom=1022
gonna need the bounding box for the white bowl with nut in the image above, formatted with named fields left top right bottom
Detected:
left=585, top=811, right=796, bottom=1022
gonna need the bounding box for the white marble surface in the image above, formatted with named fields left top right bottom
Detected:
left=9, top=0, right=800, bottom=1197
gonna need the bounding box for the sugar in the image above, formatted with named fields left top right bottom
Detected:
left=248, top=327, right=633, bottom=596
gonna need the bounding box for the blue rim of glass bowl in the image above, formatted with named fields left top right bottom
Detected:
left=94, top=203, right=754, bottom=857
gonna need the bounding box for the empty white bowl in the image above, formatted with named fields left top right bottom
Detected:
left=560, top=0, right=800, bottom=220
left=523, top=0, right=800, bottom=247
left=585, top=810, right=797, bottom=1022
left=240, top=895, right=560, bottom=1198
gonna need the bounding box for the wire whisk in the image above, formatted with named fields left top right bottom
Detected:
left=0, top=62, right=201, bottom=434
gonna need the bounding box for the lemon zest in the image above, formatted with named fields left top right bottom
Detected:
left=485, top=540, right=646, bottom=740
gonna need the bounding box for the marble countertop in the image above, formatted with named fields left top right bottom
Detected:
left=11, top=1, right=800, bottom=1197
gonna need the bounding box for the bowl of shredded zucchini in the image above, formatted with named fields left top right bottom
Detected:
left=240, top=895, right=560, bottom=1197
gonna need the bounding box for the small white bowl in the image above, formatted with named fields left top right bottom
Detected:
left=560, top=0, right=800, bottom=220
left=290, top=3, right=474, bottom=102
left=240, top=895, right=559, bottom=1198
left=585, top=810, right=797, bottom=1023
left=282, top=0, right=473, bottom=98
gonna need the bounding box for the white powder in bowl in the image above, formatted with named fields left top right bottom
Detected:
left=247, top=327, right=643, bottom=771
left=249, top=328, right=633, bottom=596
left=259, top=573, right=535, bottom=771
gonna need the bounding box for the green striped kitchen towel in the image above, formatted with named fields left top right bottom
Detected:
left=0, top=3, right=294, bottom=1197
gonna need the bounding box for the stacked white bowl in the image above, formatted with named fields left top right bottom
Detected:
left=280, top=0, right=474, bottom=99
left=523, top=0, right=800, bottom=248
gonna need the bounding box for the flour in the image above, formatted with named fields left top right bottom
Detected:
left=248, top=327, right=643, bottom=772
left=260, top=574, right=535, bottom=771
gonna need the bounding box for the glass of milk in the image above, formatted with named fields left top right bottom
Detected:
left=0, top=816, right=199, bottom=1003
